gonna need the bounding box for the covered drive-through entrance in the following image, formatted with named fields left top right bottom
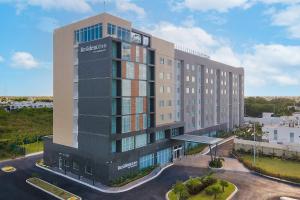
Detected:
left=171, top=134, right=223, bottom=161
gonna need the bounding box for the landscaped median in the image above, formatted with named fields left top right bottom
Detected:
left=166, top=174, right=237, bottom=200
left=26, top=177, right=81, bottom=200
left=234, top=151, right=300, bottom=184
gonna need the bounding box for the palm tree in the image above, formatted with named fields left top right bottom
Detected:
left=220, top=180, right=229, bottom=192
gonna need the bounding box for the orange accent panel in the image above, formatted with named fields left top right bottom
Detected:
left=139, top=114, right=143, bottom=130
left=131, top=45, right=136, bottom=62
left=143, top=97, right=147, bottom=113
left=131, top=80, right=139, bottom=96
left=131, top=97, right=136, bottom=115
left=131, top=114, right=136, bottom=132
left=122, top=61, right=126, bottom=79
left=139, top=46, right=144, bottom=63
left=135, top=63, right=139, bottom=80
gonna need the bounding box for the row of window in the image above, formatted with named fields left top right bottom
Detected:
left=159, top=72, right=172, bottom=80
left=59, top=158, right=93, bottom=175
left=159, top=100, right=172, bottom=107
left=140, top=148, right=172, bottom=169
left=124, top=62, right=147, bottom=80
left=121, top=114, right=147, bottom=133
left=121, top=43, right=147, bottom=64
left=74, top=23, right=103, bottom=44
left=121, top=97, right=144, bottom=115
left=159, top=86, right=171, bottom=93
left=160, top=57, right=172, bottom=66
left=160, top=113, right=173, bottom=121
left=122, top=79, right=147, bottom=96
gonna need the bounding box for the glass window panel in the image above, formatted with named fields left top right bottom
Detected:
left=139, top=81, right=147, bottom=96
left=122, top=79, right=131, bottom=96
left=122, top=116, right=131, bottom=133
left=135, top=134, right=147, bottom=148
left=126, top=62, right=135, bottom=79
left=122, top=98, right=131, bottom=115
left=122, top=136, right=134, bottom=152
left=139, top=64, right=147, bottom=80
left=122, top=43, right=131, bottom=61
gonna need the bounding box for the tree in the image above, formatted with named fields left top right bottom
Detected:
left=220, top=180, right=229, bottom=192
left=173, top=181, right=190, bottom=200
left=205, top=185, right=222, bottom=200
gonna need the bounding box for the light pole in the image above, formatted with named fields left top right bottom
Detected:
left=252, top=123, right=256, bottom=166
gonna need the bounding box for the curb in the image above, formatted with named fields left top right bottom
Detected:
left=252, top=171, right=300, bottom=186
left=226, top=183, right=238, bottom=200
left=36, top=162, right=174, bottom=193
left=26, top=178, right=81, bottom=200
left=165, top=181, right=238, bottom=200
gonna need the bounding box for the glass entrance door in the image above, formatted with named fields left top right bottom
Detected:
left=173, top=145, right=183, bottom=160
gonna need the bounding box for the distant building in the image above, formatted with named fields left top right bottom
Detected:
left=5, top=101, right=53, bottom=111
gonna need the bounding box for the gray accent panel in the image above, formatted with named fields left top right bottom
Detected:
left=78, top=115, right=110, bottom=134
left=79, top=98, right=111, bottom=116
left=79, top=78, right=111, bottom=97
left=79, top=58, right=112, bottom=79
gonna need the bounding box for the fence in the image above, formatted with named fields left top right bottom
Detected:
left=234, top=138, right=300, bottom=158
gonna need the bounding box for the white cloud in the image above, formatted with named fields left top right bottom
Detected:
left=146, top=21, right=300, bottom=88
left=145, top=22, right=218, bottom=55
left=115, top=0, right=146, bottom=18
left=170, top=0, right=300, bottom=12
left=0, top=55, right=4, bottom=62
left=11, top=52, right=39, bottom=69
left=178, top=0, right=250, bottom=12
left=37, top=17, right=60, bottom=33
left=269, top=5, right=300, bottom=38
left=0, top=0, right=93, bottom=14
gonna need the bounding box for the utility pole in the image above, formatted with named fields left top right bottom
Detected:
left=103, top=0, right=106, bottom=12
left=253, top=123, right=256, bottom=166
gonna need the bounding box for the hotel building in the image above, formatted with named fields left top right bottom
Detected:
left=44, top=13, right=244, bottom=185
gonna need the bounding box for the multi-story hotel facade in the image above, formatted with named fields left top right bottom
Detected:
left=44, top=13, right=244, bottom=185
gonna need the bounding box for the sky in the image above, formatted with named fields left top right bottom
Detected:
left=0, top=0, right=300, bottom=96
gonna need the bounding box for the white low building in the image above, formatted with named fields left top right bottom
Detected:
left=262, top=122, right=300, bottom=145
left=6, top=101, right=53, bottom=111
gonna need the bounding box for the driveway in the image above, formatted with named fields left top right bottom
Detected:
left=0, top=143, right=300, bottom=200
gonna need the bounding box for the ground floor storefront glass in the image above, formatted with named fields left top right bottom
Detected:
left=157, top=148, right=172, bottom=165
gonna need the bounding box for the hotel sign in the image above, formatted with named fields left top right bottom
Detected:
left=80, top=43, right=107, bottom=54
left=117, top=161, right=138, bottom=171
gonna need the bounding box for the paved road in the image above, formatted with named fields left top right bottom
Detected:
left=1, top=145, right=300, bottom=200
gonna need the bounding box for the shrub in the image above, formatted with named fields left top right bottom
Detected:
left=205, top=185, right=222, bottom=199
left=185, top=177, right=202, bottom=195
left=173, top=181, right=190, bottom=200
left=201, top=175, right=217, bottom=188
left=209, top=157, right=224, bottom=168
left=219, top=180, right=229, bottom=192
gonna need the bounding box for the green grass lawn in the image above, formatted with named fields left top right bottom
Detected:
left=241, top=154, right=300, bottom=179
left=168, top=180, right=235, bottom=200
left=186, top=144, right=207, bottom=155
left=27, top=177, right=80, bottom=200
left=22, top=141, right=44, bottom=154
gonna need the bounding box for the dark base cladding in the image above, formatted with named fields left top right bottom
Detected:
left=43, top=135, right=184, bottom=185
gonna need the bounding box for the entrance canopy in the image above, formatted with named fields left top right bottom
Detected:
left=171, top=134, right=222, bottom=145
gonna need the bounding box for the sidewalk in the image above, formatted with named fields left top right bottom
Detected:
left=36, top=162, right=174, bottom=193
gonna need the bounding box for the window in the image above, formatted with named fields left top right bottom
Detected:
left=111, top=117, right=116, bottom=134
left=191, top=76, right=195, bottom=82
left=192, top=88, right=195, bottom=94
left=186, top=88, right=190, bottom=94
left=157, top=148, right=172, bottom=165
left=73, top=161, right=79, bottom=171
left=135, top=115, right=140, bottom=130
left=122, top=115, right=131, bottom=133
left=168, top=100, right=172, bottom=106
left=206, top=68, right=208, bottom=73
left=136, top=97, right=143, bottom=113
left=131, top=32, right=142, bottom=44
left=136, top=45, right=140, bottom=62
left=186, top=64, right=189, bottom=70
left=143, top=36, right=150, bottom=46
left=122, top=80, right=131, bottom=96
left=168, top=113, right=172, bottom=120
left=111, top=141, right=116, bottom=153
left=143, top=48, right=147, bottom=64
left=210, top=89, right=213, bottom=94
left=139, top=64, right=147, bottom=80
left=135, top=134, right=147, bottom=148
left=290, top=132, right=294, bottom=143
left=107, top=23, right=116, bottom=35
left=160, top=86, right=164, bottom=93
left=117, top=26, right=131, bottom=42
left=142, top=114, right=147, bottom=129
left=205, top=89, right=208, bottom=94
left=186, top=76, right=190, bottom=82
left=155, top=130, right=165, bottom=140
left=210, top=69, right=213, bottom=74
left=159, top=100, right=165, bottom=107
left=139, top=153, right=154, bottom=169
left=122, top=98, right=131, bottom=115
left=206, top=78, right=208, bottom=84
left=167, top=59, right=172, bottom=66
left=126, top=62, right=135, bottom=79
left=211, top=79, right=213, bottom=84
left=85, top=165, right=92, bottom=175
left=160, top=114, right=164, bottom=121
left=139, top=81, right=147, bottom=96
left=122, top=43, right=131, bottom=61
left=74, top=23, right=102, bottom=44
left=122, top=136, right=135, bottom=152
left=274, top=130, right=278, bottom=140
left=166, top=73, right=171, bottom=80
left=159, top=72, right=164, bottom=80
left=160, top=57, right=165, bottom=64
left=167, top=87, right=171, bottom=93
